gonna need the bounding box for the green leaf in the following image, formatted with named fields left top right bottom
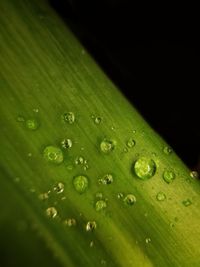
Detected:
left=0, top=1, right=200, bottom=266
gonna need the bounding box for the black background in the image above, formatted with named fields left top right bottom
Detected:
left=50, top=0, right=199, bottom=170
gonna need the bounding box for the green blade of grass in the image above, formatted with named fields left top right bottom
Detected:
left=0, top=1, right=200, bottom=267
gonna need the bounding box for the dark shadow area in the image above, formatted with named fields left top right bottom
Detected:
left=49, top=0, right=199, bottom=170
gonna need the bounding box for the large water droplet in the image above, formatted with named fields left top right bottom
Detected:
left=156, top=192, right=166, bottom=201
left=95, top=200, right=107, bottom=211
left=134, top=157, right=156, bottom=180
left=43, top=146, right=63, bottom=164
left=53, top=182, right=64, bottom=194
left=62, top=112, right=75, bottom=124
left=123, top=194, right=136, bottom=205
left=63, top=218, right=76, bottom=226
left=163, top=170, right=176, bottom=184
left=73, top=175, right=88, bottom=194
left=46, top=207, right=57, bottom=218
left=61, top=139, right=72, bottom=149
left=100, top=139, right=116, bottom=154
left=25, top=118, right=39, bottom=130
left=86, top=221, right=97, bottom=232
left=126, top=138, right=136, bottom=148
left=99, top=174, right=113, bottom=185
left=190, top=171, right=199, bottom=179
left=163, top=146, right=172, bottom=155
left=182, top=199, right=192, bottom=207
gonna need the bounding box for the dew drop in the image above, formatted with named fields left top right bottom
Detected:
left=95, top=192, right=103, bottom=199
left=17, top=115, right=25, bottom=122
left=89, top=241, right=94, bottom=247
left=134, top=157, right=156, bottom=180
left=190, top=171, right=199, bottom=179
left=145, top=237, right=151, bottom=244
left=86, top=221, right=97, bottom=232
left=99, top=174, right=113, bottom=185
left=163, top=170, right=176, bottom=184
left=123, top=194, right=136, bottom=205
left=62, top=112, right=75, bottom=124
left=63, top=218, right=76, bottom=226
left=163, top=146, right=172, bottom=155
left=117, top=192, right=124, bottom=199
left=61, top=138, right=72, bottom=149
left=126, top=138, right=136, bottom=148
left=156, top=192, right=166, bottom=201
left=38, top=192, right=49, bottom=200
left=100, top=139, right=115, bottom=154
left=53, top=182, right=64, bottom=194
left=95, top=200, right=107, bottom=211
left=182, top=199, right=192, bottom=207
left=75, top=156, right=84, bottom=165
left=46, top=207, right=57, bottom=218
left=25, top=118, right=39, bottom=130
left=73, top=175, right=88, bottom=194
left=43, top=146, right=63, bottom=164
left=94, top=116, right=102, bottom=124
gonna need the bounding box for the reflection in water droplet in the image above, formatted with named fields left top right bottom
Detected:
left=53, top=182, right=64, bottom=194
left=63, top=218, right=76, bottom=226
left=25, top=118, right=39, bottom=130
left=134, top=157, right=156, bottom=180
left=156, top=192, right=166, bottom=201
left=123, top=194, right=136, bottom=205
left=126, top=138, right=136, bottom=148
left=190, top=171, right=199, bottom=179
left=86, top=221, right=97, bottom=232
left=61, top=139, right=72, bottom=149
left=46, top=207, right=57, bottom=218
left=43, top=146, right=63, bottom=164
left=73, top=175, right=88, bottom=194
left=99, top=174, right=113, bottom=185
left=62, top=112, right=75, bottom=124
left=100, top=139, right=116, bottom=154
left=95, top=200, right=107, bottom=211
left=182, top=199, right=192, bottom=207
left=163, top=170, right=176, bottom=184
left=163, top=146, right=172, bottom=155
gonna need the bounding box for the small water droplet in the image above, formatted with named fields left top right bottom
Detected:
left=134, top=157, right=156, bottom=180
left=33, top=108, right=39, bottom=113
left=46, top=207, right=57, bottom=218
left=62, top=112, right=75, bottom=124
left=86, top=221, right=97, bottom=232
left=43, top=146, right=63, bottom=164
left=163, top=170, right=176, bottom=184
left=63, top=218, right=76, bottom=226
left=89, top=241, right=94, bottom=247
left=117, top=192, right=124, bottom=199
left=123, top=147, right=128, bottom=153
left=73, top=175, right=88, bottom=194
left=17, top=115, right=25, bottom=122
left=39, top=192, right=49, bottom=200
left=75, top=156, right=84, bottom=165
left=132, top=130, right=136, bottom=134
left=95, top=192, right=103, bottom=199
left=100, top=259, right=107, bottom=265
left=126, top=138, right=136, bottom=148
left=27, top=152, right=32, bottom=157
left=25, top=118, right=39, bottom=130
left=182, top=199, right=192, bottom=207
left=53, top=182, right=64, bottom=194
left=66, top=164, right=73, bottom=171
left=145, top=237, right=151, bottom=244
left=190, top=171, right=199, bottom=179
left=95, top=200, right=107, bottom=211
left=123, top=194, right=136, bottom=205
left=61, top=139, right=72, bottom=149
left=100, top=139, right=116, bottom=154
left=93, top=116, right=102, bottom=124
left=99, top=174, right=113, bottom=185
left=163, top=146, right=172, bottom=155
left=156, top=192, right=166, bottom=201
left=170, top=222, right=175, bottom=228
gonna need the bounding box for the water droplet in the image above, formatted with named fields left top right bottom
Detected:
left=95, top=200, right=107, bottom=211
left=182, top=199, right=192, bottom=207
left=25, top=118, right=39, bottom=130
left=156, top=192, right=166, bottom=201
left=163, top=146, right=172, bottom=155
left=123, top=194, right=136, bottom=205
left=89, top=241, right=94, bottom=247
left=38, top=192, right=49, bottom=200
left=43, top=146, right=63, bottom=164
left=27, top=152, right=32, bottom=157
left=63, top=218, right=76, bottom=226
left=61, top=138, right=72, bottom=149
left=99, top=174, right=113, bottom=185
left=123, top=147, right=128, bottom=153
left=100, top=259, right=107, bottom=265
left=190, top=171, right=199, bottom=179
left=145, top=237, right=151, bottom=244
left=100, top=139, right=116, bottom=154
left=53, top=182, right=64, bottom=194
left=132, top=130, right=136, bottom=134
left=95, top=192, right=103, bottom=199
left=126, top=138, right=136, bottom=148
left=93, top=116, right=102, bottom=124
left=46, top=207, right=57, bottom=218
left=134, top=157, right=156, bottom=180
left=117, top=192, right=124, bottom=199
left=33, top=108, right=39, bottom=113
left=73, top=175, right=88, bottom=194
left=17, top=115, right=25, bottom=122
left=75, top=156, right=84, bottom=165
left=163, top=170, right=176, bottom=184
left=86, top=221, right=97, bottom=232
left=62, top=112, right=75, bottom=124
left=66, top=164, right=74, bottom=171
